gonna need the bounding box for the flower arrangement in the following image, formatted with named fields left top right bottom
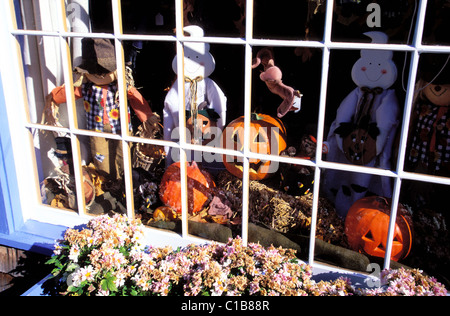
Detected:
left=46, top=214, right=447, bottom=296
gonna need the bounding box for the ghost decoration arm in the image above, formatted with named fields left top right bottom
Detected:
left=205, top=78, right=227, bottom=131
left=252, top=48, right=302, bottom=118
left=374, top=90, right=399, bottom=156
left=331, top=87, right=361, bottom=152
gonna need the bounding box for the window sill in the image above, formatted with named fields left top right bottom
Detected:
left=0, top=220, right=67, bottom=256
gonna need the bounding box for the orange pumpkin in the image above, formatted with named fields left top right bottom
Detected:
left=159, top=161, right=215, bottom=214
left=345, top=196, right=413, bottom=262
left=186, top=109, right=220, bottom=146
left=153, top=206, right=177, bottom=222
left=220, top=113, right=287, bottom=180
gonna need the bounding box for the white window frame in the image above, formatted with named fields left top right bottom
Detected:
left=1, top=0, right=450, bottom=275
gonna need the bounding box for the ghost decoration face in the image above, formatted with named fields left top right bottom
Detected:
left=351, top=32, right=398, bottom=90
left=172, top=25, right=215, bottom=79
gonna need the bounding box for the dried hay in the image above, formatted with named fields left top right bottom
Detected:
left=216, top=171, right=346, bottom=246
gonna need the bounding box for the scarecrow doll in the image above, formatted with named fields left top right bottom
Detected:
left=44, top=38, right=154, bottom=180
left=404, top=53, right=450, bottom=210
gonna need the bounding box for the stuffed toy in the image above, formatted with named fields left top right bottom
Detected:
left=163, top=25, right=227, bottom=164
left=403, top=54, right=450, bottom=210
left=186, top=101, right=221, bottom=146
left=279, top=136, right=317, bottom=196
left=43, top=38, right=154, bottom=180
left=323, top=31, right=400, bottom=218
left=407, top=54, right=450, bottom=176
left=252, top=48, right=302, bottom=118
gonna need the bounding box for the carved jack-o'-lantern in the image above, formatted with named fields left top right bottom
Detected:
left=220, top=113, right=287, bottom=180
left=345, top=196, right=413, bottom=262
left=159, top=161, right=215, bottom=214
left=342, top=128, right=378, bottom=165
left=335, top=119, right=380, bottom=166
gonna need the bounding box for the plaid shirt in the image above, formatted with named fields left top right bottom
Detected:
left=82, top=82, right=131, bottom=134
left=408, top=101, right=450, bottom=174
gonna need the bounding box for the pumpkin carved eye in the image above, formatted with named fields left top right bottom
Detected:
left=254, top=131, right=267, bottom=143
left=221, top=113, right=287, bottom=180
left=233, top=132, right=240, bottom=143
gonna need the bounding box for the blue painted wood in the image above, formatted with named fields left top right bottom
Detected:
left=0, top=220, right=67, bottom=256
left=0, top=73, right=16, bottom=235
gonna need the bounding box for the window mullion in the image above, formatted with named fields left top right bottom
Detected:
left=55, top=0, right=87, bottom=216
left=306, top=0, right=335, bottom=267
left=174, top=0, right=190, bottom=239
left=383, top=0, right=428, bottom=270
left=111, top=0, right=135, bottom=218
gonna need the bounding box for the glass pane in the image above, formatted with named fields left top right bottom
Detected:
left=152, top=151, right=238, bottom=243
left=319, top=172, right=409, bottom=272
left=324, top=49, right=404, bottom=171
left=422, top=0, right=450, bottom=45
left=250, top=46, right=322, bottom=163
left=185, top=0, right=245, bottom=37
left=332, top=0, right=417, bottom=44
left=122, top=0, right=175, bottom=35
left=38, top=133, right=79, bottom=213
left=15, top=0, right=60, bottom=31
left=19, top=34, right=68, bottom=127
left=254, top=0, right=325, bottom=41
left=404, top=53, right=450, bottom=178
left=84, top=134, right=127, bottom=216
left=400, top=180, right=450, bottom=289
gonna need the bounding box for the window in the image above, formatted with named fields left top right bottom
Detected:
left=1, top=0, right=450, bottom=287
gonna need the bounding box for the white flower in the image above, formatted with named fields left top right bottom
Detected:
left=68, top=245, right=80, bottom=263
left=79, top=265, right=96, bottom=282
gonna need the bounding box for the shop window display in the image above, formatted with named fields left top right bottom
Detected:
left=10, top=0, right=450, bottom=290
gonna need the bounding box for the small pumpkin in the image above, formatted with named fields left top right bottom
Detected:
left=186, top=109, right=220, bottom=146
left=159, top=161, right=215, bottom=214
left=335, top=119, right=380, bottom=165
left=220, top=113, right=287, bottom=180
left=153, top=206, right=178, bottom=222
left=345, top=196, right=413, bottom=262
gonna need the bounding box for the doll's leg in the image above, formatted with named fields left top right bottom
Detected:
left=110, top=137, right=123, bottom=180
left=90, top=135, right=111, bottom=177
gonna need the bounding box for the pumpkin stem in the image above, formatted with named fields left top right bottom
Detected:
left=251, top=113, right=263, bottom=121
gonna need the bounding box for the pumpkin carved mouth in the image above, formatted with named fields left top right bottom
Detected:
left=346, top=146, right=366, bottom=163
left=231, top=158, right=267, bottom=175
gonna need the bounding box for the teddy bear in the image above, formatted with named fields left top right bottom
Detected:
left=43, top=38, right=154, bottom=180
left=252, top=48, right=302, bottom=118
left=163, top=25, right=227, bottom=164
left=323, top=31, right=400, bottom=218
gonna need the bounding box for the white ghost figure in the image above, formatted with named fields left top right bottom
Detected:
left=163, top=25, right=227, bottom=162
left=323, top=31, right=400, bottom=218
left=351, top=32, right=398, bottom=90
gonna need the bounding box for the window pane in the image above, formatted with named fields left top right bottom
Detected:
left=16, top=0, right=60, bottom=31
left=185, top=0, right=245, bottom=37
left=332, top=0, right=417, bottom=44
left=253, top=0, right=325, bottom=41
left=422, top=0, right=450, bottom=45
left=324, top=49, right=404, bottom=171
left=404, top=53, right=450, bottom=178
left=400, top=179, right=450, bottom=288
left=121, top=0, right=175, bottom=35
